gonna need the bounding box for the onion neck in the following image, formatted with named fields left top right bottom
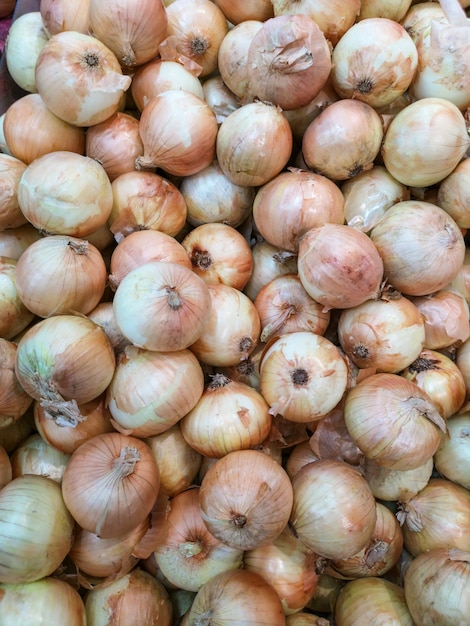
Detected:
left=113, top=446, right=140, bottom=477
left=165, top=286, right=183, bottom=310
left=68, top=239, right=89, bottom=255
left=208, top=373, right=232, bottom=390
left=37, top=378, right=85, bottom=427
left=178, top=540, right=204, bottom=558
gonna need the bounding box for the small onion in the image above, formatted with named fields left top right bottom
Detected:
left=136, top=89, right=218, bottom=177
left=369, top=200, right=466, bottom=297
left=3, top=93, right=85, bottom=165
left=113, top=261, right=211, bottom=352
left=17, top=151, right=113, bottom=238
left=344, top=372, right=446, bottom=470
left=202, top=75, right=241, bottom=125
left=363, top=456, right=434, bottom=503
left=259, top=331, right=349, bottom=423
left=410, top=289, right=470, bottom=349
left=199, top=448, right=294, bottom=551
left=252, top=169, right=345, bottom=253
left=0, top=257, right=35, bottom=340
left=289, top=459, right=377, bottom=560
left=297, top=223, right=384, bottom=311
left=404, top=548, right=470, bottom=626
left=35, top=31, right=131, bottom=127
left=285, top=440, right=319, bottom=480
left=434, top=411, right=470, bottom=489
left=61, top=431, right=160, bottom=538
left=243, top=240, right=298, bottom=302
left=0, top=339, right=33, bottom=430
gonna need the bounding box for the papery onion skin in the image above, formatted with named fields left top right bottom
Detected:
left=244, top=240, right=298, bottom=302
left=186, top=568, right=285, bottom=626
left=0, top=154, right=28, bottom=230
left=289, top=459, right=377, bottom=560
left=87, top=302, right=131, bottom=358
left=199, top=448, right=294, bottom=551
left=0, top=474, right=74, bottom=584
left=0, top=257, right=35, bottom=340
left=363, top=456, right=434, bottom=503
left=252, top=169, right=345, bottom=253
left=370, top=200, right=465, bottom=297
left=216, top=100, right=293, bottom=187
left=40, top=0, right=90, bottom=35
left=61, top=431, right=160, bottom=538
left=10, top=432, right=70, bottom=483
left=344, top=373, right=446, bottom=470
left=35, top=31, right=132, bottom=127
left=213, top=0, right=274, bottom=24
left=434, top=411, right=470, bottom=490
left=113, top=261, right=211, bottom=352
left=0, top=577, right=87, bottom=626
left=17, top=150, right=114, bottom=238
left=404, top=548, right=470, bottom=626
left=0, top=224, right=42, bottom=261
left=297, top=223, right=384, bottom=311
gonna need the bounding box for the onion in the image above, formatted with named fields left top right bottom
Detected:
left=244, top=525, right=319, bottom=615
left=363, top=456, right=434, bottom=502
left=437, top=157, right=470, bottom=230
left=181, top=222, right=254, bottom=290
left=254, top=274, right=330, bottom=342
left=404, top=548, right=470, bottom=626
left=160, top=0, right=229, bottom=78
left=259, top=331, right=348, bottom=423
left=180, top=373, right=272, bottom=457
left=289, top=459, right=377, bottom=560
left=271, top=0, right=361, bottom=46
left=286, top=614, right=330, bottom=626
left=0, top=410, right=35, bottom=455
left=199, top=448, right=294, bottom=551
left=154, top=486, right=244, bottom=592
left=297, top=223, right=384, bottom=311
left=0, top=445, right=12, bottom=489
left=112, top=261, right=211, bottom=352
left=410, top=289, right=470, bottom=349
left=0, top=257, right=35, bottom=341
left=334, top=577, right=414, bottom=626
left=344, top=372, right=446, bottom=470
left=434, top=411, right=470, bottom=489
left=379, top=202, right=467, bottom=297
left=252, top=169, right=345, bottom=253
left=0, top=224, right=41, bottom=261
left=185, top=569, right=285, bottom=625
left=397, top=477, right=470, bottom=556
left=401, top=348, right=466, bottom=419
left=381, top=97, right=470, bottom=187
left=10, top=432, right=70, bottom=483
left=62, top=431, right=160, bottom=537
left=337, top=293, right=426, bottom=373
left=17, top=151, right=113, bottom=237
left=244, top=14, right=332, bottom=111
left=87, top=302, right=131, bottom=358
left=34, top=392, right=115, bottom=455
left=146, top=423, right=202, bottom=498
left=331, top=18, right=418, bottom=108
left=202, top=75, right=240, bottom=125
left=285, top=440, right=319, bottom=480
left=15, top=314, right=116, bottom=417
left=180, top=160, right=255, bottom=229
left=0, top=474, right=74, bottom=584
left=0, top=153, right=27, bottom=230
left=190, top=283, right=261, bottom=367
left=136, top=89, right=218, bottom=177
left=4, top=11, right=49, bottom=94
left=0, top=577, right=86, bottom=625
left=84, top=568, right=173, bottom=626
left=35, top=31, right=132, bottom=127
left=302, top=98, right=384, bottom=181
left=213, top=0, right=274, bottom=24
left=0, top=338, right=33, bottom=430
left=106, top=345, right=204, bottom=437
left=216, top=100, right=293, bottom=187
left=40, top=0, right=90, bottom=35
left=14, top=235, right=107, bottom=318
left=359, top=0, right=412, bottom=20
left=3, top=93, right=86, bottom=165
left=108, top=170, right=188, bottom=242
left=243, top=240, right=298, bottom=302
left=88, top=0, right=168, bottom=69
left=341, top=166, right=410, bottom=232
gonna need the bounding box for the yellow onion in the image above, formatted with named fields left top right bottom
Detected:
left=381, top=97, right=470, bottom=187
left=213, top=0, right=274, bottom=24
left=437, top=157, right=470, bottom=228
left=289, top=459, right=377, bottom=560
left=202, top=75, right=241, bottom=125
left=14, top=235, right=107, bottom=318
left=252, top=169, right=345, bottom=253
left=243, top=240, right=298, bottom=302
left=0, top=474, right=74, bottom=584
left=0, top=257, right=35, bottom=340
left=3, top=93, right=85, bottom=165
left=370, top=200, right=465, bottom=297
left=0, top=153, right=27, bottom=230
left=34, top=31, right=131, bottom=127
left=17, top=151, right=113, bottom=238
left=344, top=372, right=446, bottom=470
left=61, top=431, right=160, bottom=538
left=88, top=0, right=168, bottom=69
left=0, top=224, right=42, bottom=261
left=108, top=170, right=188, bottom=241
left=106, top=345, right=204, bottom=438
left=331, top=17, right=418, bottom=108
left=410, top=289, right=470, bottom=349
left=297, top=224, right=384, bottom=311
left=87, top=302, right=131, bottom=358
left=136, top=89, right=218, bottom=177
left=434, top=411, right=470, bottom=489
left=302, top=98, right=384, bottom=181
left=216, top=100, right=293, bottom=187
left=0, top=339, right=33, bottom=430
left=245, top=14, right=332, bottom=111
left=154, top=486, right=244, bottom=592
left=40, top=0, right=91, bottom=34
left=199, top=448, right=294, bottom=551
left=363, top=456, right=434, bottom=503
left=285, top=440, right=319, bottom=480
left=0, top=445, right=12, bottom=489
left=0, top=411, right=35, bottom=455
left=113, top=261, right=211, bottom=352
left=10, top=432, right=70, bottom=483
left=359, top=0, right=412, bottom=20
